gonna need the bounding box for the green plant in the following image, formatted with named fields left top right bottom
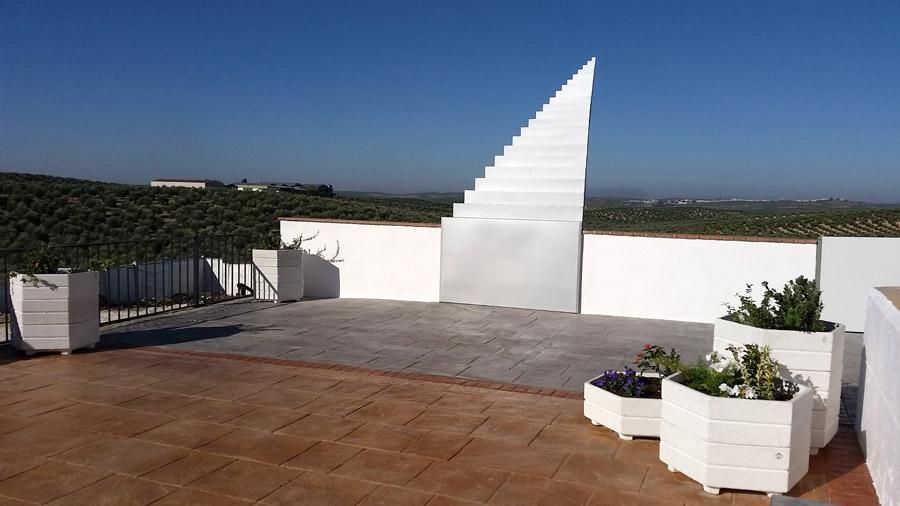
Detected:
left=15, top=243, right=65, bottom=278
left=681, top=344, right=799, bottom=401
left=635, top=344, right=681, bottom=377
left=725, top=276, right=825, bottom=332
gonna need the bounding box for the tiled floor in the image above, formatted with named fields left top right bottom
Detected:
left=0, top=346, right=878, bottom=505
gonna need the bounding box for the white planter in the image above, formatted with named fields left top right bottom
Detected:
left=713, top=317, right=845, bottom=451
left=583, top=373, right=661, bottom=440
left=252, top=249, right=303, bottom=303
left=9, top=271, right=100, bottom=355
left=660, top=373, right=813, bottom=496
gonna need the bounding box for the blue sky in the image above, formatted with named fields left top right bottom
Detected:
left=1, top=1, right=898, bottom=202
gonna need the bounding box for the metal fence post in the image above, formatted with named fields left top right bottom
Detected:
left=192, top=235, right=201, bottom=307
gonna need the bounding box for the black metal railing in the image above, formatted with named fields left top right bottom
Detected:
left=1, top=234, right=271, bottom=343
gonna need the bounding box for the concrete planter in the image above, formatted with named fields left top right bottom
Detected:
left=9, top=271, right=100, bottom=355
left=252, top=249, right=303, bottom=303
left=583, top=373, right=661, bottom=440
left=660, top=373, right=813, bottom=496
left=713, top=317, right=845, bottom=451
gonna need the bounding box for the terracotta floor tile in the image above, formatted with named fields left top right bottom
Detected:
left=275, top=374, right=342, bottom=393
left=451, top=438, right=567, bottom=478
left=786, top=471, right=830, bottom=500
left=46, top=474, right=173, bottom=506
left=2, top=398, right=75, bottom=418
left=0, top=450, right=45, bottom=480
left=407, top=460, right=508, bottom=502
left=340, top=422, right=426, bottom=452
left=0, top=373, right=60, bottom=392
left=0, top=461, right=108, bottom=504
left=118, top=391, right=200, bottom=414
left=298, top=394, right=372, bottom=417
left=0, top=422, right=100, bottom=456
left=0, top=415, right=32, bottom=436
left=481, top=402, right=559, bottom=424
left=168, top=398, right=255, bottom=423
left=359, top=485, right=433, bottom=506
left=529, top=423, right=620, bottom=456
left=282, top=441, right=362, bottom=472
left=586, top=489, right=653, bottom=506
left=33, top=402, right=123, bottom=428
left=145, top=375, right=222, bottom=396
left=148, top=487, right=252, bottom=506
left=277, top=413, right=364, bottom=441
left=323, top=379, right=388, bottom=399
left=470, top=415, right=545, bottom=445
left=38, top=380, right=146, bottom=405
left=347, top=400, right=427, bottom=425
left=408, top=408, right=488, bottom=435
left=189, top=460, right=300, bottom=501
left=85, top=409, right=174, bottom=437
left=136, top=418, right=234, bottom=448
left=237, top=387, right=318, bottom=409
left=333, top=448, right=433, bottom=486
left=142, top=451, right=235, bottom=486
left=261, top=472, right=378, bottom=505
left=232, top=368, right=298, bottom=385
left=554, top=451, right=647, bottom=492
left=430, top=393, right=495, bottom=414
left=405, top=431, right=472, bottom=460
left=95, top=370, right=172, bottom=389
left=612, top=438, right=664, bottom=467
left=639, top=466, right=734, bottom=504
left=53, top=436, right=188, bottom=476
left=195, top=381, right=267, bottom=401
left=731, top=491, right=771, bottom=505
left=0, top=496, right=33, bottom=506
left=200, top=428, right=316, bottom=464
left=488, top=473, right=593, bottom=505
left=370, top=385, right=446, bottom=405
left=224, top=407, right=305, bottom=432
left=427, top=496, right=481, bottom=506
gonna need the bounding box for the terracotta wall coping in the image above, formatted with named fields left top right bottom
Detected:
left=279, top=217, right=818, bottom=244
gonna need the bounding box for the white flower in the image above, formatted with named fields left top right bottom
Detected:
left=742, top=386, right=757, bottom=399
left=718, top=383, right=739, bottom=396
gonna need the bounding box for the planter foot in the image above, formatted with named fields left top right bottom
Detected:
left=667, top=466, right=676, bottom=473
left=24, top=350, right=35, bottom=356
left=766, top=492, right=781, bottom=498
left=617, top=433, right=633, bottom=441
left=809, top=447, right=819, bottom=455
left=702, top=486, right=720, bottom=495
left=61, top=351, right=70, bottom=356
left=589, top=420, right=601, bottom=426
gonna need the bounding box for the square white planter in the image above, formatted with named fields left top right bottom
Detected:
left=583, top=373, right=661, bottom=440
left=660, top=373, right=813, bottom=496
left=713, top=317, right=845, bottom=451
left=252, top=249, right=303, bottom=303
left=9, top=271, right=100, bottom=355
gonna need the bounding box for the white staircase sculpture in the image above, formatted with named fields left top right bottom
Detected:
left=440, top=58, right=596, bottom=313
left=452, top=58, right=594, bottom=221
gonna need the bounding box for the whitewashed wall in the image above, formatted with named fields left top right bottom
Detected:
left=280, top=220, right=441, bottom=302
left=579, top=234, right=817, bottom=322
left=817, top=237, right=900, bottom=332
left=857, top=288, right=900, bottom=506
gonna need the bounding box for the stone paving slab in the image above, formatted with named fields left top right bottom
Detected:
left=0, top=347, right=878, bottom=505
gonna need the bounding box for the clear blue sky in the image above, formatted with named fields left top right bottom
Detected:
left=2, top=1, right=898, bottom=202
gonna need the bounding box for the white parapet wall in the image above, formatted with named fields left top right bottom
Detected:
left=280, top=219, right=442, bottom=302
left=817, top=237, right=900, bottom=333
left=856, top=287, right=900, bottom=506
left=579, top=233, right=818, bottom=323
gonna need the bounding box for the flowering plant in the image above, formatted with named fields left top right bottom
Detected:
left=681, top=344, right=799, bottom=401
left=590, top=368, right=648, bottom=398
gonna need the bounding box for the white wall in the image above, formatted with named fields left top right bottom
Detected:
left=579, top=234, right=817, bottom=323
left=280, top=220, right=441, bottom=302
left=857, top=288, right=900, bottom=506
left=817, top=237, right=900, bottom=332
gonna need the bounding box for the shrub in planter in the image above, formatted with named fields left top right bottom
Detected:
left=660, top=345, right=813, bottom=496
left=583, top=345, right=680, bottom=440
left=252, top=232, right=304, bottom=303
left=9, top=244, right=100, bottom=355
left=715, top=276, right=844, bottom=451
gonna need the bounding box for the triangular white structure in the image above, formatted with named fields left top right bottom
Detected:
left=452, top=57, right=595, bottom=221
left=440, top=58, right=596, bottom=313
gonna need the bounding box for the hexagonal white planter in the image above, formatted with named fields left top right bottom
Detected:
left=9, top=271, right=100, bottom=355
left=583, top=373, right=661, bottom=440
left=659, top=373, right=813, bottom=496
left=713, top=317, right=845, bottom=451
left=252, top=249, right=303, bottom=303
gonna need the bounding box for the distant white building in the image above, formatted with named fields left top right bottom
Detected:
left=150, top=179, right=222, bottom=189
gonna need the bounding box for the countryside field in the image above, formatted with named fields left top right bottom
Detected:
left=1, top=172, right=898, bottom=248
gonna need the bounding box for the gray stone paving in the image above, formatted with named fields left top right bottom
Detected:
left=101, top=298, right=863, bottom=395
left=101, top=298, right=713, bottom=391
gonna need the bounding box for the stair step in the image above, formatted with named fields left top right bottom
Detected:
left=485, top=166, right=586, bottom=179
left=453, top=203, right=584, bottom=221
left=464, top=190, right=584, bottom=206
left=474, top=177, right=585, bottom=192
left=493, top=155, right=586, bottom=168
